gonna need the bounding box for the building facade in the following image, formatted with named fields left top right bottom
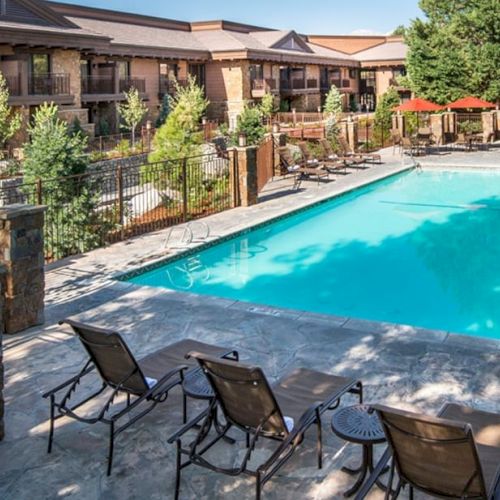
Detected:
left=0, top=0, right=409, bottom=142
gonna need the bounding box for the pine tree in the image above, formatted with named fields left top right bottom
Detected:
left=156, top=93, right=171, bottom=128
left=0, top=72, right=22, bottom=158
left=323, top=85, right=343, bottom=117
left=374, top=87, right=400, bottom=144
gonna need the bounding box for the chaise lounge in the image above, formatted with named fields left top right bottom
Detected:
left=356, top=403, right=500, bottom=499
left=43, top=319, right=238, bottom=475
left=168, top=352, right=363, bottom=499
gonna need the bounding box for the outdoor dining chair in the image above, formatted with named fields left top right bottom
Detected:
left=168, top=352, right=363, bottom=499
left=42, top=319, right=238, bottom=475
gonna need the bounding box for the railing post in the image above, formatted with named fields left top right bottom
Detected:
left=117, top=166, right=124, bottom=240
left=182, top=158, right=188, bottom=222
left=36, top=178, right=42, bottom=205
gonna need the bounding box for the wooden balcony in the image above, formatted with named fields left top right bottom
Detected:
left=280, top=78, right=318, bottom=95
left=159, top=77, right=188, bottom=96
left=81, top=75, right=114, bottom=94
left=4, top=74, right=21, bottom=96
left=28, top=73, right=70, bottom=96
left=321, top=78, right=351, bottom=90
left=119, top=77, right=146, bottom=94
left=251, top=78, right=278, bottom=98
left=81, top=75, right=147, bottom=103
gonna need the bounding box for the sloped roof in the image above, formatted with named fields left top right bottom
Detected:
left=68, top=16, right=208, bottom=52
left=354, top=41, right=407, bottom=62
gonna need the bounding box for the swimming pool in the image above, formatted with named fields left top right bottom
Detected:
left=127, top=169, right=500, bottom=340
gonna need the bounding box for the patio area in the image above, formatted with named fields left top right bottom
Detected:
left=1, top=147, right=500, bottom=499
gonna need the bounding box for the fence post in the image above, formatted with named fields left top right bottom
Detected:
left=117, top=166, right=125, bottom=240
left=35, top=178, right=42, bottom=205
left=182, top=158, right=188, bottom=222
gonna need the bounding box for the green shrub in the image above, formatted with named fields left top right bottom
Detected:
left=231, top=106, right=266, bottom=146
left=458, top=120, right=482, bottom=135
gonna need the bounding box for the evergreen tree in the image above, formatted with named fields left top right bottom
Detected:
left=23, top=103, right=101, bottom=260
left=233, top=106, right=266, bottom=146
left=0, top=72, right=22, bottom=158
left=118, top=87, right=148, bottom=148
left=323, top=85, right=343, bottom=117
left=374, top=87, right=400, bottom=144
left=259, top=93, right=275, bottom=122
left=156, top=94, right=171, bottom=128
left=405, top=0, right=500, bottom=103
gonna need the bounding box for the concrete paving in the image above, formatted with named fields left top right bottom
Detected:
left=1, top=147, right=500, bottom=500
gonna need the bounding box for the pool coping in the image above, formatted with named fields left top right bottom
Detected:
left=112, top=163, right=500, bottom=349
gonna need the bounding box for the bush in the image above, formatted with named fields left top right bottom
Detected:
left=458, top=120, right=482, bottom=135
left=374, top=87, right=400, bottom=146
left=156, top=94, right=171, bottom=128
left=259, top=93, right=275, bottom=121
left=231, top=106, right=266, bottom=146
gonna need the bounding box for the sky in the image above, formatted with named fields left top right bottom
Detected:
left=62, top=0, right=423, bottom=35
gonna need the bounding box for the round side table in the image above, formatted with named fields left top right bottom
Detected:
left=332, top=405, right=387, bottom=497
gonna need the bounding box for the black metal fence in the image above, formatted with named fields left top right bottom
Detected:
left=0, top=154, right=232, bottom=262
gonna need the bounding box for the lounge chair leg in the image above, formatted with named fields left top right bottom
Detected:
left=246, top=432, right=250, bottom=449
left=182, top=393, right=187, bottom=424
left=107, top=421, right=115, bottom=476
left=255, top=472, right=262, bottom=500
left=175, top=441, right=182, bottom=500
left=408, top=486, right=414, bottom=500
left=316, top=408, right=323, bottom=469
left=47, top=394, right=55, bottom=454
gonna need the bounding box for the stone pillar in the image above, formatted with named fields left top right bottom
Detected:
left=0, top=205, right=46, bottom=335
left=346, top=120, right=358, bottom=151
left=430, top=114, right=444, bottom=145
left=493, top=110, right=500, bottom=139
left=0, top=267, right=5, bottom=441
left=338, top=120, right=348, bottom=142
left=482, top=111, right=495, bottom=140
left=232, top=146, right=258, bottom=207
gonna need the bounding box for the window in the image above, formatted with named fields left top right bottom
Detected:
left=30, top=54, right=50, bottom=76
left=188, top=63, right=205, bottom=88
left=160, top=62, right=178, bottom=80
left=349, top=68, right=357, bottom=79
left=360, top=70, right=376, bottom=88
left=249, top=64, right=264, bottom=81
left=392, top=67, right=406, bottom=78
left=330, top=68, right=341, bottom=80
left=80, top=60, right=91, bottom=79
left=0, top=0, right=6, bottom=16
left=117, top=61, right=130, bottom=80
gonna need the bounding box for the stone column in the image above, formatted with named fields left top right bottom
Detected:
left=493, top=110, right=500, bottom=139
left=232, top=146, right=258, bottom=207
left=0, top=205, right=46, bottom=335
left=430, top=114, right=444, bottom=145
left=482, top=111, right=495, bottom=140
left=0, top=267, right=5, bottom=441
left=346, top=120, right=358, bottom=151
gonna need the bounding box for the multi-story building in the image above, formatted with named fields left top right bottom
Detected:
left=307, top=35, right=409, bottom=111
left=0, top=0, right=409, bottom=141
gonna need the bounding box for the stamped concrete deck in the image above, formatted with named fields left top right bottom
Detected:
left=1, top=147, right=500, bottom=499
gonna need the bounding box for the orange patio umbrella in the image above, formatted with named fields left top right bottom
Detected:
left=446, top=96, right=496, bottom=110
left=393, top=98, right=444, bottom=113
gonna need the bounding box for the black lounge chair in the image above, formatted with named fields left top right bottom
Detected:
left=168, top=352, right=363, bottom=499
left=43, top=319, right=237, bottom=475
left=356, top=404, right=500, bottom=499
left=298, top=141, right=348, bottom=175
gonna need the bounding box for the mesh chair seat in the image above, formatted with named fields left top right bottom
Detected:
left=273, top=368, right=358, bottom=424
left=139, top=339, right=231, bottom=383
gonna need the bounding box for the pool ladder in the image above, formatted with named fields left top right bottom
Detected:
left=163, top=221, right=211, bottom=250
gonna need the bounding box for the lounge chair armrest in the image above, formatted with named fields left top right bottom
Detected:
left=148, top=364, right=190, bottom=398
left=260, top=402, right=322, bottom=473
left=167, top=407, right=210, bottom=444
left=42, top=363, right=96, bottom=398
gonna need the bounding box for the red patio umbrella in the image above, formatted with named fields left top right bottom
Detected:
left=393, top=98, right=444, bottom=113
left=446, top=96, right=496, bottom=110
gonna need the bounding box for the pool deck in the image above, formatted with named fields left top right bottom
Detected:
left=1, top=147, right=500, bottom=499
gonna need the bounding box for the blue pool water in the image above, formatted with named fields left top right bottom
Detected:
left=128, top=169, right=500, bottom=340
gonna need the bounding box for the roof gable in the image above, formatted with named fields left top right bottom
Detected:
left=269, top=31, right=313, bottom=53
left=0, top=0, right=77, bottom=27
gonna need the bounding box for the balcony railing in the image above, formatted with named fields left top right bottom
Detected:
left=119, top=77, right=146, bottom=93
left=342, top=79, right=351, bottom=89
left=307, top=78, right=318, bottom=89
left=159, top=77, right=188, bottom=95
left=29, top=73, right=70, bottom=96
left=4, top=74, right=21, bottom=96
left=280, top=78, right=314, bottom=91
left=81, top=75, right=114, bottom=94
left=251, top=78, right=277, bottom=92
